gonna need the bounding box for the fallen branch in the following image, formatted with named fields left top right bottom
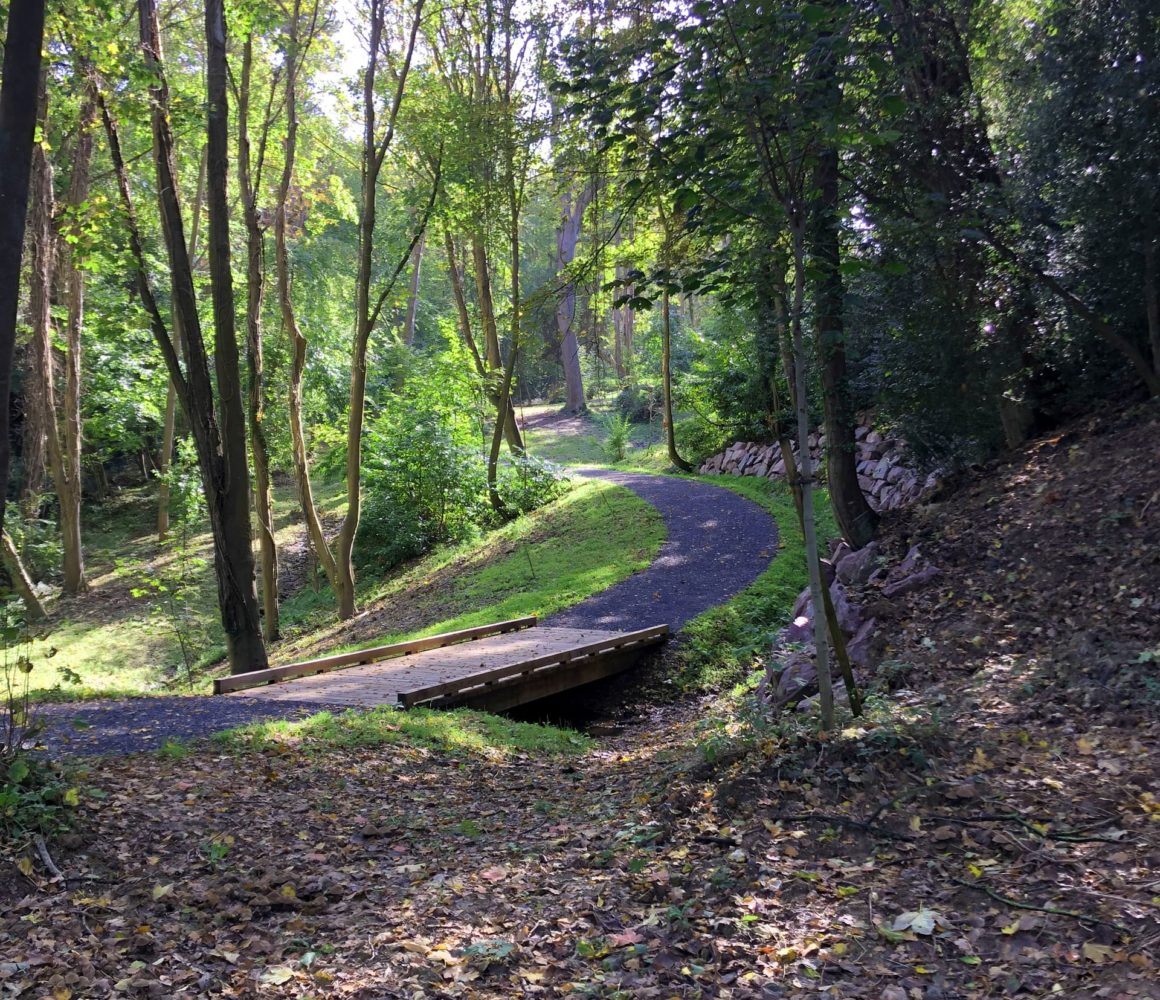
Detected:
left=33, top=834, right=64, bottom=881
left=950, top=877, right=1130, bottom=934
left=934, top=813, right=1127, bottom=844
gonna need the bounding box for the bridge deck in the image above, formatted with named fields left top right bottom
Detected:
left=217, top=619, right=668, bottom=713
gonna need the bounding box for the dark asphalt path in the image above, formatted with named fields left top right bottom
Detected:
left=25, top=472, right=778, bottom=756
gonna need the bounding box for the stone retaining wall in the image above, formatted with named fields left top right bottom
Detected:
left=698, top=415, right=938, bottom=512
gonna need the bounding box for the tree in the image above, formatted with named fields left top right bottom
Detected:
left=100, top=0, right=267, bottom=674
left=0, top=0, right=47, bottom=539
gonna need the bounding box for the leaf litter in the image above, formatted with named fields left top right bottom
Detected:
left=2, top=401, right=1159, bottom=999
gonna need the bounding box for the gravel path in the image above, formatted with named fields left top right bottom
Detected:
left=26, top=472, right=778, bottom=757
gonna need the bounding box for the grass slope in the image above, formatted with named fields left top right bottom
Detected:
left=17, top=478, right=664, bottom=701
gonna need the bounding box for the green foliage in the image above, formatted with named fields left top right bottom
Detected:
left=676, top=477, right=837, bottom=692
left=614, top=383, right=661, bottom=424
left=601, top=412, right=633, bottom=463
left=495, top=454, right=571, bottom=517
left=214, top=704, right=592, bottom=757
left=5, top=516, right=64, bottom=585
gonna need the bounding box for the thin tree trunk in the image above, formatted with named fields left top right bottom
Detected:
left=276, top=0, right=340, bottom=598
left=1146, top=239, right=1160, bottom=376
left=557, top=185, right=592, bottom=414
left=158, top=145, right=205, bottom=541
left=472, top=234, right=524, bottom=450
left=0, top=0, right=46, bottom=539
left=790, top=221, right=834, bottom=730
left=445, top=228, right=486, bottom=376
left=55, top=92, right=98, bottom=595
left=23, top=86, right=54, bottom=520
left=238, top=38, right=279, bottom=641
left=661, top=289, right=691, bottom=471
left=811, top=145, right=877, bottom=548
left=1, top=531, right=45, bottom=621
left=402, top=230, right=425, bottom=346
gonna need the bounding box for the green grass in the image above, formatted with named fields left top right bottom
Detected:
left=19, top=476, right=664, bottom=700
left=519, top=401, right=666, bottom=468
left=672, top=475, right=838, bottom=692
left=213, top=704, right=593, bottom=757
left=281, top=477, right=665, bottom=656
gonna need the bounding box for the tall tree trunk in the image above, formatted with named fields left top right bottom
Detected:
left=402, top=230, right=425, bottom=346
left=811, top=146, right=877, bottom=548
left=238, top=38, right=279, bottom=642
left=790, top=222, right=834, bottom=730
left=23, top=87, right=54, bottom=521
left=204, top=0, right=267, bottom=670
left=0, top=0, right=46, bottom=539
left=158, top=146, right=206, bottom=541
left=54, top=92, right=98, bottom=595
left=107, top=0, right=267, bottom=673
left=445, top=228, right=487, bottom=376
left=661, top=289, right=691, bottom=471
left=337, top=0, right=428, bottom=619
left=276, top=0, right=340, bottom=600
left=557, top=185, right=592, bottom=414
left=471, top=234, right=524, bottom=450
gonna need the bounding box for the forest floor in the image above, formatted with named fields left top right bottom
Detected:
left=2, top=400, right=1159, bottom=999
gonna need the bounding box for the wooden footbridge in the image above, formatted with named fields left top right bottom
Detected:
left=214, top=617, right=668, bottom=713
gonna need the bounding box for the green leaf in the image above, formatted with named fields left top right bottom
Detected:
left=7, top=759, right=30, bottom=785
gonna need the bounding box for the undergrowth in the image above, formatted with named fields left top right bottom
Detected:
left=673, top=476, right=838, bottom=692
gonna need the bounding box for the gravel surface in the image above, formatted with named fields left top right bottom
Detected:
left=25, top=472, right=778, bottom=757
left=546, top=469, right=777, bottom=632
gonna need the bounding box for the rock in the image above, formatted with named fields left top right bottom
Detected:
left=753, top=462, right=769, bottom=478
left=866, top=429, right=884, bottom=445
left=785, top=614, right=813, bottom=644
left=873, top=457, right=893, bottom=480
left=846, top=618, right=879, bottom=670
left=836, top=541, right=879, bottom=587
left=886, top=464, right=907, bottom=484
left=854, top=424, right=870, bottom=441
left=775, top=653, right=816, bottom=702
left=897, top=544, right=923, bottom=574
left=792, top=586, right=812, bottom=621
left=883, top=564, right=941, bottom=599
left=820, top=558, right=836, bottom=588
left=858, top=474, right=875, bottom=493
left=771, top=458, right=785, bottom=475
left=829, top=581, right=861, bottom=634
left=830, top=540, right=851, bottom=563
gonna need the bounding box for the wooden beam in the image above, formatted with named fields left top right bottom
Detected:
left=214, top=616, right=538, bottom=695
left=397, top=624, right=669, bottom=707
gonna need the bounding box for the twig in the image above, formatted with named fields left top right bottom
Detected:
left=33, top=834, right=64, bottom=881
left=950, top=877, right=1130, bottom=934
left=934, top=813, right=1127, bottom=844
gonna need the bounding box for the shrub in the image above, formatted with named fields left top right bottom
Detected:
left=673, top=417, right=730, bottom=466
left=496, top=455, right=571, bottom=516
left=615, top=382, right=661, bottom=424
left=602, top=413, right=633, bottom=463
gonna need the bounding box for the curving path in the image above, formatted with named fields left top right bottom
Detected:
left=27, top=472, right=777, bottom=757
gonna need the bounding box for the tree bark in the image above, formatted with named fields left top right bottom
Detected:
left=23, top=85, right=54, bottom=520
left=276, top=0, right=340, bottom=601
left=402, top=230, right=425, bottom=346
left=54, top=91, right=98, bottom=595
left=791, top=220, right=835, bottom=730
left=472, top=234, right=524, bottom=449
left=661, top=288, right=692, bottom=471
left=557, top=185, right=592, bottom=414
left=158, top=146, right=206, bottom=541
left=0, top=0, right=46, bottom=539
left=811, top=146, right=877, bottom=548
left=1, top=531, right=45, bottom=621
left=203, top=0, right=267, bottom=670
left=1145, top=239, right=1160, bottom=377
left=238, top=38, right=279, bottom=641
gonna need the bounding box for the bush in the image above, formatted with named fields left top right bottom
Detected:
left=359, top=418, right=487, bottom=572
left=496, top=455, right=571, bottom=516
left=615, top=382, right=661, bottom=424
left=673, top=417, right=730, bottom=466
left=602, top=413, right=633, bottom=463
